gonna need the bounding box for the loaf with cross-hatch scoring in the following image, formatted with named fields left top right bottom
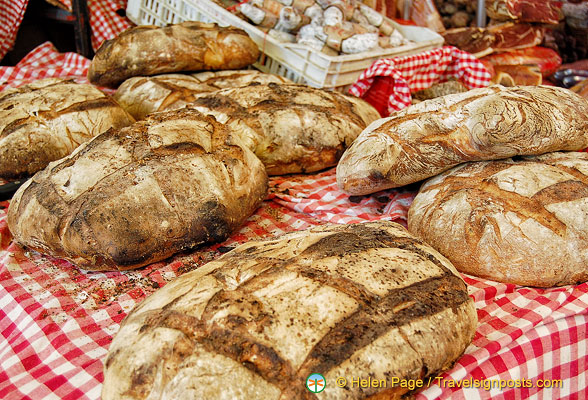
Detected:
left=408, top=152, right=588, bottom=287
left=188, top=83, right=381, bottom=175
left=0, top=77, right=133, bottom=178
left=7, top=108, right=268, bottom=271
left=88, top=21, right=260, bottom=88
left=337, top=85, right=588, bottom=195
left=113, top=70, right=291, bottom=120
left=102, top=220, right=477, bottom=400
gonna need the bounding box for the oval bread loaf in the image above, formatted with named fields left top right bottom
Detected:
left=189, top=83, right=381, bottom=175
left=102, top=221, right=477, bottom=400
left=113, top=71, right=291, bottom=120
left=88, top=22, right=260, bottom=88
left=337, top=85, right=588, bottom=195
left=408, top=152, right=588, bottom=287
left=0, top=78, right=134, bottom=178
left=7, top=109, right=268, bottom=271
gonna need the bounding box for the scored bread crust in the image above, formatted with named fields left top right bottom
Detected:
left=336, top=85, right=588, bottom=195
left=113, top=71, right=292, bottom=120
left=102, top=221, right=477, bottom=400
left=188, top=83, right=381, bottom=175
left=88, top=22, right=260, bottom=88
left=190, top=70, right=292, bottom=89
left=0, top=78, right=134, bottom=178
left=7, top=109, right=268, bottom=271
left=113, top=74, right=218, bottom=120
left=408, top=152, right=588, bottom=287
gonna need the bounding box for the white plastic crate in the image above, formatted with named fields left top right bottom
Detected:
left=126, top=0, right=444, bottom=90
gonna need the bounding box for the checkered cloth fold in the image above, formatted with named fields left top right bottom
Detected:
left=0, top=42, right=91, bottom=90
left=0, top=0, right=28, bottom=62
left=349, top=46, right=492, bottom=116
left=88, top=0, right=132, bottom=51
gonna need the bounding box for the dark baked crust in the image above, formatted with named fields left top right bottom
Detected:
left=189, top=83, right=380, bottom=175
left=102, top=221, right=477, bottom=399
left=88, top=22, right=260, bottom=88
left=7, top=108, right=268, bottom=271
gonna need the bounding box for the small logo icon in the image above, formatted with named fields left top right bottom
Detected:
left=306, top=373, right=326, bottom=393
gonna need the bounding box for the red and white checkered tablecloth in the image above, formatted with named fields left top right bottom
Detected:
left=349, top=46, right=492, bottom=116
left=0, top=0, right=28, bottom=62
left=0, top=43, right=587, bottom=400
left=0, top=42, right=91, bottom=90
left=0, top=0, right=131, bottom=62
left=88, top=0, right=132, bottom=52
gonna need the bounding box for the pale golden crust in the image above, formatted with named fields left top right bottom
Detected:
left=0, top=78, right=134, bottom=178
left=102, top=221, right=477, bottom=400
left=88, top=22, right=260, bottom=88
left=113, top=74, right=216, bottom=120
left=190, top=70, right=292, bottom=90
left=188, top=83, right=381, bottom=175
left=336, top=85, right=588, bottom=195
left=113, top=71, right=292, bottom=120
left=7, top=109, right=268, bottom=271
left=408, top=152, right=588, bottom=287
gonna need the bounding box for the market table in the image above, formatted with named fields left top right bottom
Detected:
left=0, top=7, right=587, bottom=400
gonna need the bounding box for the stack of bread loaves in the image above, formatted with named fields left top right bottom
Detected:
left=336, top=84, right=588, bottom=287
left=0, top=22, right=264, bottom=181
left=7, top=22, right=380, bottom=271
left=7, top=86, right=379, bottom=270
left=2, top=19, right=482, bottom=400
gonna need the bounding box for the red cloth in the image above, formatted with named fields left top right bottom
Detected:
left=0, top=42, right=91, bottom=91
left=0, top=0, right=28, bottom=62
left=88, top=0, right=132, bottom=51
left=0, top=0, right=131, bottom=63
left=349, top=46, right=492, bottom=116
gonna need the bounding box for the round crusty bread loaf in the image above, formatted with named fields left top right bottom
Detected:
left=88, top=22, right=260, bottom=88
left=408, top=152, right=588, bottom=287
left=102, top=221, right=477, bottom=400
left=113, top=71, right=291, bottom=120
left=7, top=108, right=268, bottom=271
left=0, top=78, right=134, bottom=178
left=188, top=83, right=381, bottom=175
